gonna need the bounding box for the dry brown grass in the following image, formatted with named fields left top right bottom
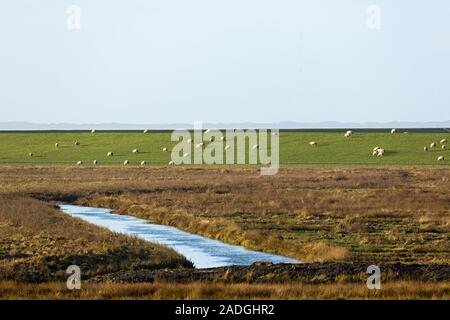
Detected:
left=0, top=195, right=191, bottom=282
left=0, top=166, right=449, bottom=264
left=0, top=280, right=448, bottom=300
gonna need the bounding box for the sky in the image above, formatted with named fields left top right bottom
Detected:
left=0, top=0, right=449, bottom=124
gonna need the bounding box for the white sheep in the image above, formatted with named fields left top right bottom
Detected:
left=75, top=140, right=80, bottom=146
left=168, top=160, right=174, bottom=165
left=220, top=136, right=225, bottom=141
left=391, top=129, right=397, bottom=134
left=93, top=160, right=98, bottom=165
left=195, top=143, right=203, bottom=149
left=132, top=148, right=139, bottom=154
left=309, top=141, right=317, bottom=146
left=162, top=147, right=168, bottom=152
left=107, top=151, right=114, bottom=157
left=91, top=129, right=96, bottom=133
left=183, top=153, right=189, bottom=158
left=437, top=155, right=445, bottom=161
left=140, top=160, right=147, bottom=166
left=205, top=129, right=211, bottom=134
left=441, top=138, right=447, bottom=144
left=143, top=129, right=149, bottom=134
left=76, top=161, right=82, bottom=166
left=252, top=144, right=259, bottom=150
left=423, top=147, right=428, bottom=152
left=344, top=130, right=353, bottom=137
left=272, top=132, right=278, bottom=136
left=123, top=160, right=129, bottom=166
left=55, top=143, right=59, bottom=148
left=209, top=137, right=215, bottom=142
left=442, top=145, right=447, bottom=150
left=224, top=145, right=231, bottom=150
left=373, top=146, right=380, bottom=152
left=377, top=148, right=385, bottom=157
left=28, top=153, right=33, bottom=157
left=187, top=139, right=192, bottom=144
left=431, top=142, right=436, bottom=148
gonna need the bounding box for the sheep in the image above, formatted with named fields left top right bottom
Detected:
left=162, top=147, right=168, bottom=152
left=91, top=129, right=96, bottom=133
left=140, top=160, right=147, bottom=166
left=93, top=160, right=98, bottom=165
left=377, top=148, right=385, bottom=157
left=132, top=148, right=139, bottom=154
left=272, top=132, right=278, bottom=136
left=187, top=139, right=192, bottom=144
left=183, top=153, right=189, bottom=158
left=372, top=147, right=385, bottom=157
left=431, top=142, right=436, bottom=148
left=437, top=156, right=445, bottom=161
left=390, top=128, right=397, bottom=134
left=55, top=143, right=59, bottom=148
left=224, top=145, right=231, bottom=150
left=252, top=144, right=259, bottom=150
left=441, top=139, right=448, bottom=145
left=220, top=136, right=225, bottom=141
left=168, top=160, right=174, bottom=165
left=107, top=151, right=114, bottom=157
left=209, top=137, right=215, bottom=142
left=74, top=140, right=80, bottom=146
left=309, top=141, right=317, bottom=146
left=76, top=161, right=82, bottom=166
left=442, top=145, right=447, bottom=150
left=344, top=130, right=352, bottom=137
left=205, top=129, right=211, bottom=134
left=195, top=143, right=203, bottom=149
left=423, top=147, right=428, bottom=152
left=123, top=160, right=129, bottom=166
left=28, top=153, right=33, bottom=157
left=143, top=129, right=149, bottom=134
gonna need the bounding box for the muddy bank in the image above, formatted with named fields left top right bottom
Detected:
left=89, top=262, right=450, bottom=284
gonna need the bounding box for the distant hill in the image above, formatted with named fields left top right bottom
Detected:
left=0, top=121, right=449, bottom=131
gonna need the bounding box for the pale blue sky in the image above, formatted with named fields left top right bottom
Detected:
left=0, top=0, right=449, bottom=124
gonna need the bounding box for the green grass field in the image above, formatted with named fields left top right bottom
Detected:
left=0, top=130, right=449, bottom=166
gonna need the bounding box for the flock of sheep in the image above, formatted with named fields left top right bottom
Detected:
left=26, top=128, right=448, bottom=165
left=308, top=129, right=447, bottom=162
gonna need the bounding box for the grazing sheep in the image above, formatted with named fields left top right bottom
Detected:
left=377, top=148, right=385, bottom=157
left=252, top=144, right=259, bottom=150
left=431, top=142, right=436, bottom=148
left=74, top=140, right=80, bottom=146
left=344, top=130, right=353, bottom=137
left=441, top=139, right=448, bottom=144
left=76, top=161, right=82, bottom=166
left=224, top=145, right=231, bottom=150
left=132, top=148, right=139, bottom=154
left=220, top=136, right=225, bottom=141
left=372, top=147, right=385, bottom=157
left=438, top=156, right=445, bottom=161
left=140, top=160, right=147, bottom=166
left=28, top=153, right=33, bottom=157
left=309, top=141, right=317, bottom=146
left=205, top=129, right=211, bottom=134
left=391, top=129, right=397, bottom=134
left=183, top=153, right=189, bottom=158
left=123, top=160, right=129, bottom=166
left=93, top=160, right=98, bottom=165
left=424, top=147, right=428, bottom=152
left=107, top=151, right=113, bottom=157
left=143, top=129, right=149, bottom=134
left=91, top=129, right=96, bottom=133
left=162, top=147, right=168, bottom=152
left=442, top=145, right=447, bottom=150
left=209, top=137, right=215, bottom=142
left=187, top=139, right=192, bottom=144
left=195, top=143, right=203, bottom=149
left=55, top=143, right=59, bottom=148
left=168, top=160, right=174, bottom=165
